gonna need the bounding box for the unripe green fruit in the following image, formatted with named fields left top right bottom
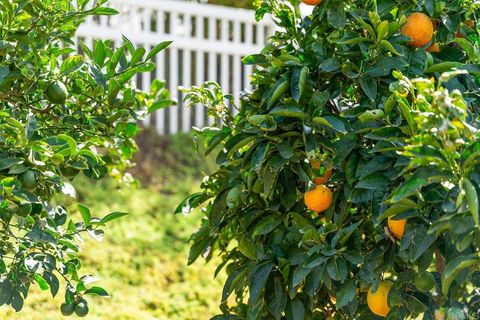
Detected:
left=60, top=303, right=75, bottom=316
left=18, top=170, right=37, bottom=191
left=46, top=81, right=68, bottom=105
left=60, top=166, right=80, bottom=179
left=426, top=52, right=434, bottom=68
left=414, top=271, right=435, bottom=291
left=74, top=301, right=89, bottom=317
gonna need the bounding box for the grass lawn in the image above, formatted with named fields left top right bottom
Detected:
left=1, top=133, right=223, bottom=320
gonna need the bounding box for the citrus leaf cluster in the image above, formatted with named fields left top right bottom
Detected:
left=179, top=0, right=480, bottom=319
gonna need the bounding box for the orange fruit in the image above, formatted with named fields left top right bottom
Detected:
left=387, top=216, right=406, bottom=240
left=311, top=160, right=333, bottom=185
left=302, top=0, right=322, bottom=5
left=367, top=280, right=393, bottom=317
left=401, top=12, right=434, bottom=47
left=426, top=42, right=440, bottom=52
left=304, top=185, right=332, bottom=213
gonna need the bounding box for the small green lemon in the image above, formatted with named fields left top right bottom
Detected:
left=46, top=81, right=68, bottom=105
left=60, top=303, right=75, bottom=316
left=414, top=271, right=435, bottom=292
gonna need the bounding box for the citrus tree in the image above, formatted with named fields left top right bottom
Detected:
left=0, top=0, right=171, bottom=316
left=179, top=0, right=480, bottom=318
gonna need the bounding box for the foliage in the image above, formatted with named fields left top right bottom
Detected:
left=179, top=0, right=480, bottom=319
left=0, top=0, right=171, bottom=314
left=2, top=136, right=223, bottom=319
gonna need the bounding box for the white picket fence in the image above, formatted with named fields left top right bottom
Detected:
left=76, top=0, right=276, bottom=135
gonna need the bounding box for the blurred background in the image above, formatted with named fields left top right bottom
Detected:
left=0, top=0, right=304, bottom=319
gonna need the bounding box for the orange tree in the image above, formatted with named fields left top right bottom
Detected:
left=0, top=0, right=171, bottom=316
left=179, top=0, right=480, bottom=319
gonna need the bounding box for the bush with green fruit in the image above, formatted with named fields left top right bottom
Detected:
left=0, top=0, right=171, bottom=315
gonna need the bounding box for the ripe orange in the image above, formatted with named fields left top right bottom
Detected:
left=401, top=12, right=434, bottom=47
left=387, top=216, right=406, bottom=240
left=426, top=42, right=440, bottom=52
left=311, top=160, right=333, bottom=185
left=367, top=280, right=393, bottom=317
left=302, top=0, right=322, bottom=5
left=304, top=185, right=332, bottom=213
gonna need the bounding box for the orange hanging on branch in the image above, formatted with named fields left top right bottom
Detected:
left=311, top=160, right=333, bottom=185
left=304, top=184, right=332, bottom=213
left=401, top=12, right=434, bottom=47
left=367, top=280, right=393, bottom=317
left=302, top=0, right=322, bottom=5
left=388, top=216, right=407, bottom=240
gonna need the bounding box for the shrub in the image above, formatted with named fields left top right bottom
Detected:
left=179, top=0, right=480, bottom=318
left=0, top=0, right=171, bottom=314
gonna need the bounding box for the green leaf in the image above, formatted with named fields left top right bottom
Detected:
left=222, top=267, right=248, bottom=303
left=248, top=261, right=274, bottom=305
left=441, top=255, right=480, bottom=296
left=98, top=212, right=130, bottom=225
left=376, top=21, right=389, bottom=41
left=242, top=54, right=268, bottom=65
left=90, top=7, right=119, bottom=15
left=319, top=58, right=340, bottom=72
left=253, top=215, right=282, bottom=237
left=84, top=286, right=110, bottom=297
left=389, top=168, right=450, bottom=202
left=130, top=47, right=146, bottom=66
left=78, top=204, right=91, bottom=226
left=365, top=56, right=407, bottom=77
left=286, top=298, right=305, bottom=320
left=33, top=274, right=49, bottom=291
left=291, top=66, right=308, bottom=102
left=425, top=62, right=463, bottom=73
left=326, top=258, right=347, bottom=282
left=269, top=105, right=305, bottom=119
left=145, top=41, right=172, bottom=61
left=327, top=3, right=346, bottom=29
left=336, top=279, right=356, bottom=308
left=464, top=178, right=479, bottom=226
left=266, top=274, right=287, bottom=320
left=278, top=141, right=293, bottom=160
left=268, top=78, right=289, bottom=107
left=359, top=76, right=377, bottom=102
left=174, top=193, right=210, bottom=215
left=60, top=55, right=83, bottom=75
left=356, top=173, right=390, bottom=190
left=313, top=115, right=347, bottom=133
left=379, top=198, right=417, bottom=220
left=0, top=157, right=24, bottom=170
left=0, top=280, right=12, bottom=306
left=310, top=91, right=330, bottom=112
left=44, top=272, right=59, bottom=297
left=452, top=38, right=475, bottom=60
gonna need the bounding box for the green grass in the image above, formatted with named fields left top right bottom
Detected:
left=1, top=133, right=223, bottom=320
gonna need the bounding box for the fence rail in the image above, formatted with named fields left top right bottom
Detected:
left=76, top=0, right=276, bottom=135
